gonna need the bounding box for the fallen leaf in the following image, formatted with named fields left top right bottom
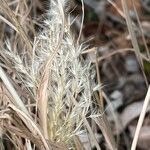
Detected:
left=120, top=101, right=150, bottom=132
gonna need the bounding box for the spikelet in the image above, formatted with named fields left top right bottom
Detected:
left=35, top=0, right=92, bottom=147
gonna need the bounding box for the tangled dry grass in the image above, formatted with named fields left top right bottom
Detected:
left=0, top=0, right=116, bottom=149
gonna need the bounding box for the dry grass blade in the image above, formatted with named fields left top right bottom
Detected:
left=94, top=116, right=116, bottom=150
left=0, top=0, right=32, bottom=53
left=73, top=136, right=85, bottom=150
left=95, top=49, right=104, bottom=109
left=93, top=49, right=116, bottom=150
left=77, top=0, right=84, bottom=45
left=8, top=104, right=51, bottom=150
left=82, top=48, right=149, bottom=62
left=0, top=15, right=18, bottom=32
left=131, top=86, right=150, bottom=150
left=102, top=91, right=124, bottom=148
left=121, top=0, right=148, bottom=87
left=132, top=0, right=150, bottom=60
left=0, top=66, right=29, bottom=115
left=107, top=0, right=125, bottom=18
left=37, top=70, right=49, bottom=139
left=96, top=48, right=149, bottom=62
left=83, top=118, right=101, bottom=150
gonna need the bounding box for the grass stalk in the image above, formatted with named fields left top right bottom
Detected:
left=121, top=0, right=148, bottom=87
left=131, top=86, right=150, bottom=150
left=0, top=66, right=29, bottom=115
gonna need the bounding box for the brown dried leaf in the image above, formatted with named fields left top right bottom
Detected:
left=120, top=101, right=150, bottom=131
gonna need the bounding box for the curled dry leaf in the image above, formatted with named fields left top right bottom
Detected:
left=120, top=101, right=150, bottom=133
